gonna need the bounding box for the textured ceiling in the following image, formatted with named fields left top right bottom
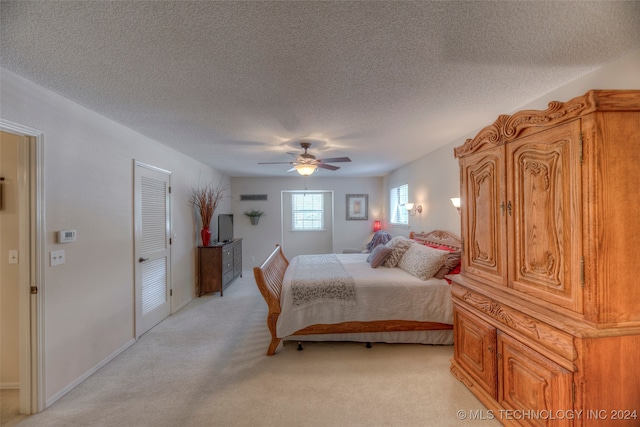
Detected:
left=1, top=1, right=639, bottom=177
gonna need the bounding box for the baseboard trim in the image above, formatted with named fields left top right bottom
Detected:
left=45, top=338, right=136, bottom=407
left=1, top=382, right=20, bottom=390
left=173, top=297, right=191, bottom=313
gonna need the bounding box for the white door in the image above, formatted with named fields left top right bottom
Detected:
left=134, top=161, right=171, bottom=338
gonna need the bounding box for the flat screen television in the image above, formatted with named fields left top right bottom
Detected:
left=217, top=214, right=234, bottom=243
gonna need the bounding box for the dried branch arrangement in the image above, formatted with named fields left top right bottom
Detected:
left=190, top=182, right=228, bottom=228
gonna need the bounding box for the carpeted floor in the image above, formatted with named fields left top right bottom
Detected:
left=1, top=390, right=26, bottom=427
left=12, top=271, right=498, bottom=427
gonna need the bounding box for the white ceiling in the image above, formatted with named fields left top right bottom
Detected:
left=1, top=1, right=639, bottom=177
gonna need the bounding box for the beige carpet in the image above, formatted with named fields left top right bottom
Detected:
left=1, top=390, right=26, bottom=427
left=15, top=272, right=498, bottom=427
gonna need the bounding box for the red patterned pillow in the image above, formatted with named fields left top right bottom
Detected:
left=424, top=242, right=456, bottom=252
left=434, top=251, right=461, bottom=279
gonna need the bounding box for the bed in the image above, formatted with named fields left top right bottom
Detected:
left=253, top=230, right=461, bottom=355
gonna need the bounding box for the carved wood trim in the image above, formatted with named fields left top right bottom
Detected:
left=469, top=161, right=498, bottom=268
left=452, top=287, right=575, bottom=361
left=410, top=230, right=461, bottom=251
left=450, top=364, right=474, bottom=388
left=455, top=91, right=595, bottom=158
left=518, top=150, right=561, bottom=285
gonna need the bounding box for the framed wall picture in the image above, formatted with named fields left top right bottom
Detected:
left=346, top=194, right=368, bottom=220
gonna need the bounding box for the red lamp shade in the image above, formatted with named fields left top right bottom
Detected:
left=373, top=220, right=382, bottom=232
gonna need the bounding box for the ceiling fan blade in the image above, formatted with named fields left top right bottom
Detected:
left=318, top=157, right=351, bottom=163
left=317, top=163, right=340, bottom=171
left=287, top=167, right=297, bottom=173
left=258, top=161, right=294, bottom=165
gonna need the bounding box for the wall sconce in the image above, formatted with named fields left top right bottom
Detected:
left=405, top=203, right=422, bottom=216
left=450, top=198, right=461, bottom=215
left=373, top=220, right=382, bottom=232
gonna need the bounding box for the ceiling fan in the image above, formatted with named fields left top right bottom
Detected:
left=258, top=142, right=351, bottom=176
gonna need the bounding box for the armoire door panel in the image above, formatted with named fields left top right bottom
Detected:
left=497, top=332, right=573, bottom=427
left=461, top=148, right=508, bottom=287
left=454, top=307, right=497, bottom=398
left=507, top=120, right=582, bottom=312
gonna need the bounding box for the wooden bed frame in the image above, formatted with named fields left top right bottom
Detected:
left=253, top=230, right=461, bottom=355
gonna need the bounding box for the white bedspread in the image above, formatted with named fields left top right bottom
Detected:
left=276, top=253, right=454, bottom=338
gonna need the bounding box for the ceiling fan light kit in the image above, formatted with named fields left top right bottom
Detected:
left=258, top=141, right=351, bottom=176
left=294, top=163, right=317, bottom=176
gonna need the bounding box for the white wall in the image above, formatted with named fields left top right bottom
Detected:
left=384, top=143, right=462, bottom=238
left=516, top=49, right=640, bottom=112
left=0, top=68, right=229, bottom=405
left=231, top=176, right=383, bottom=266
left=383, top=49, right=640, bottom=239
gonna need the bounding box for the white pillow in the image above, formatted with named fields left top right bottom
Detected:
left=397, top=243, right=448, bottom=280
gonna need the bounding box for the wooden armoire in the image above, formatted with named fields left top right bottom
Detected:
left=450, top=90, right=640, bottom=426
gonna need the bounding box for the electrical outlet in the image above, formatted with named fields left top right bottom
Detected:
left=50, top=250, right=65, bottom=266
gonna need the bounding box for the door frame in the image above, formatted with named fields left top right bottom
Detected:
left=1, top=119, right=45, bottom=414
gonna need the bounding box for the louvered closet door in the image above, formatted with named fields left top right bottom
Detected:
left=134, top=161, right=171, bottom=338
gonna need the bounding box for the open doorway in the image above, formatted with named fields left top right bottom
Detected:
left=0, top=121, right=45, bottom=417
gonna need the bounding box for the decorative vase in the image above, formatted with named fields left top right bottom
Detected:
left=250, top=216, right=260, bottom=225
left=201, top=227, right=212, bottom=246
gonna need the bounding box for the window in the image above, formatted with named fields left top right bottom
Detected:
left=291, top=193, right=324, bottom=230
left=390, top=184, right=408, bottom=225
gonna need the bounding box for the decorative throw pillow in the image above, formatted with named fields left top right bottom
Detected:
left=383, top=238, right=415, bottom=268
left=385, top=235, right=405, bottom=248
left=366, top=244, right=393, bottom=268
left=397, top=243, right=448, bottom=280
left=434, top=251, right=462, bottom=279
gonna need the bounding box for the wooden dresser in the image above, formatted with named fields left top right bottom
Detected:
left=198, top=238, right=242, bottom=297
left=450, top=90, right=640, bottom=426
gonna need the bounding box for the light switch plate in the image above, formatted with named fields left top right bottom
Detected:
left=9, top=250, right=18, bottom=264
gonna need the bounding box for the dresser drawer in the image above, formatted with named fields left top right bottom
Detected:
left=222, top=247, right=234, bottom=261
left=222, top=269, right=235, bottom=285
